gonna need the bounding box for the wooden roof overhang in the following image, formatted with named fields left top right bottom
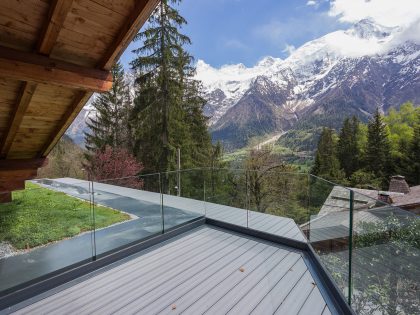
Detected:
left=0, top=0, right=159, bottom=202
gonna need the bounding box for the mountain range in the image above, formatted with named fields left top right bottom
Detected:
left=67, top=18, right=420, bottom=153
left=198, top=18, right=420, bottom=151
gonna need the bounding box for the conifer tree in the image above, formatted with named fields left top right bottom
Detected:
left=85, top=62, right=132, bottom=155
left=337, top=116, right=361, bottom=178
left=312, top=128, right=342, bottom=179
left=365, top=108, right=392, bottom=180
left=405, top=112, right=420, bottom=185
left=130, top=0, right=213, bottom=173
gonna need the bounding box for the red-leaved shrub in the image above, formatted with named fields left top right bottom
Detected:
left=88, top=146, right=144, bottom=189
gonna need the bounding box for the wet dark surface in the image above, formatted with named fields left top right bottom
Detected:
left=0, top=180, right=200, bottom=293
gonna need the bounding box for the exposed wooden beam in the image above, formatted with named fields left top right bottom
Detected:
left=0, top=46, right=113, bottom=92
left=0, top=1, right=74, bottom=159
left=98, top=0, right=159, bottom=70
left=0, top=180, right=25, bottom=191
left=0, top=192, right=12, bottom=203
left=40, top=91, right=93, bottom=156
left=0, top=158, right=47, bottom=170
left=37, top=0, right=74, bottom=55
left=0, top=158, right=45, bottom=202
left=0, top=169, right=38, bottom=181
left=38, top=0, right=159, bottom=158
left=0, top=82, right=37, bottom=158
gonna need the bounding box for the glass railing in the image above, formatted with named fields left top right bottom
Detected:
left=306, top=175, right=353, bottom=301
left=161, top=169, right=206, bottom=230
left=204, top=168, right=248, bottom=227
left=0, top=168, right=417, bottom=314
left=0, top=179, right=95, bottom=293
left=349, top=191, right=419, bottom=315
left=94, top=174, right=163, bottom=257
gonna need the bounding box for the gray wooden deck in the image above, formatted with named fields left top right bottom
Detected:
left=9, top=226, right=332, bottom=315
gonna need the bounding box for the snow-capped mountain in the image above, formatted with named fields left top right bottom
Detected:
left=200, top=19, right=419, bottom=150
left=66, top=19, right=419, bottom=152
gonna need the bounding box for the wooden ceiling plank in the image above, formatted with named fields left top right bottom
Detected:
left=98, top=0, right=159, bottom=70
left=40, top=91, right=93, bottom=156
left=0, top=46, right=112, bottom=92
left=37, top=0, right=74, bottom=55
left=0, top=82, right=37, bottom=158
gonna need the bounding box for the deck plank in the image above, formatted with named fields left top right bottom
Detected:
left=227, top=255, right=306, bottom=314
left=11, top=226, right=330, bottom=315
left=274, top=271, right=317, bottom=314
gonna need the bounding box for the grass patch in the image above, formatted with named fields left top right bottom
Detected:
left=0, top=182, right=130, bottom=249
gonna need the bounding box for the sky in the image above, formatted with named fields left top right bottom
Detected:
left=119, top=0, right=420, bottom=69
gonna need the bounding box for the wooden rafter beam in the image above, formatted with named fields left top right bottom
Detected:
left=0, top=82, right=37, bottom=158
left=98, top=0, right=160, bottom=70
left=41, top=0, right=159, bottom=156
left=0, top=46, right=112, bottom=92
left=40, top=91, right=93, bottom=156
left=37, top=0, right=74, bottom=55
left=0, top=158, right=47, bottom=170
left=34, top=0, right=160, bottom=158
left=0, top=1, right=74, bottom=159
left=0, top=158, right=46, bottom=202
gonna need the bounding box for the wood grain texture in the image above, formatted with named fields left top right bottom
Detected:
left=0, top=46, right=112, bottom=92
left=40, top=91, right=93, bottom=156
left=0, top=0, right=157, bottom=182
left=98, top=0, right=160, bottom=70
left=37, top=0, right=74, bottom=54
left=0, top=82, right=37, bottom=158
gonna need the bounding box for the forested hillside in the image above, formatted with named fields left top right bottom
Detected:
left=311, top=103, right=420, bottom=189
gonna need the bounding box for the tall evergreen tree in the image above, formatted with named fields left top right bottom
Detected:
left=337, top=116, right=361, bottom=178
left=312, top=128, right=342, bottom=179
left=405, top=112, right=420, bottom=185
left=130, top=0, right=213, bottom=173
left=85, top=62, right=132, bottom=155
left=365, top=108, right=392, bottom=181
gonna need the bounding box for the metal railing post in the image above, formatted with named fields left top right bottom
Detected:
left=348, top=189, right=354, bottom=305
left=203, top=175, right=207, bottom=217
left=91, top=179, right=96, bottom=260
left=159, top=172, right=165, bottom=234
left=246, top=170, right=249, bottom=228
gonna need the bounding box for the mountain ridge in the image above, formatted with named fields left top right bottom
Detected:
left=66, top=19, right=419, bottom=153
left=200, top=19, right=419, bottom=151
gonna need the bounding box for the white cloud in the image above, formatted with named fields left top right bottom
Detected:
left=306, top=0, right=317, bottom=6
left=223, top=39, right=248, bottom=50
left=252, top=14, right=340, bottom=47
left=329, top=0, right=420, bottom=28
left=392, top=18, right=420, bottom=45
left=282, top=44, right=296, bottom=56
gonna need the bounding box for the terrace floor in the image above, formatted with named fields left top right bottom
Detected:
left=4, top=225, right=334, bottom=315
left=38, top=177, right=307, bottom=242
left=0, top=177, right=306, bottom=294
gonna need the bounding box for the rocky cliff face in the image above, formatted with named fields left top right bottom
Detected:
left=67, top=19, right=419, bottom=152
left=198, top=19, right=419, bottom=150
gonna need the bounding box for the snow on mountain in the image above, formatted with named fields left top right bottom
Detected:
left=67, top=19, right=419, bottom=151
left=198, top=19, right=417, bottom=130
left=201, top=18, right=419, bottom=150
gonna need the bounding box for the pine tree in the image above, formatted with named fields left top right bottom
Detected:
left=130, top=0, right=213, bottom=173
left=85, top=61, right=132, bottom=155
left=337, top=116, right=361, bottom=178
left=365, top=108, right=392, bottom=181
left=312, top=128, right=342, bottom=179
left=405, top=112, right=420, bottom=185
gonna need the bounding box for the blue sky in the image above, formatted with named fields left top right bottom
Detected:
left=119, top=0, right=418, bottom=68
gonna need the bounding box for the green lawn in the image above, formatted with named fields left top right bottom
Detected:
left=0, top=182, right=130, bottom=249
